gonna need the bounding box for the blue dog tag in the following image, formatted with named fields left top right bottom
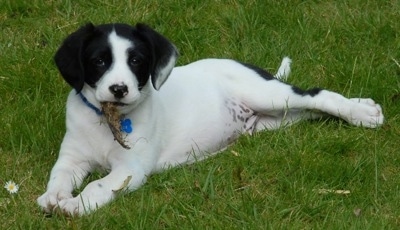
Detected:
left=120, top=118, right=133, bottom=133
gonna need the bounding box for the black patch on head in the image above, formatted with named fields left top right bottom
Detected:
left=82, top=32, right=112, bottom=87
left=134, top=23, right=178, bottom=90
left=54, top=23, right=97, bottom=92
left=111, top=24, right=153, bottom=90
left=55, top=23, right=118, bottom=92
left=126, top=42, right=152, bottom=90
left=292, top=86, right=322, bottom=97
left=237, top=61, right=275, bottom=80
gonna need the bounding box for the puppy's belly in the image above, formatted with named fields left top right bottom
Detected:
left=155, top=103, right=256, bottom=170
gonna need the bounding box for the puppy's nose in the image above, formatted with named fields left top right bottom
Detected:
left=109, top=84, right=128, bottom=99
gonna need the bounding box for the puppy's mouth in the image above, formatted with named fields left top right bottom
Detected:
left=112, top=102, right=128, bottom=107
left=102, top=101, right=128, bottom=107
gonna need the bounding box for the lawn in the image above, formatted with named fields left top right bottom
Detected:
left=1, top=0, right=400, bottom=229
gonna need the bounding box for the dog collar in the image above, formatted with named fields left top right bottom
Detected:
left=79, top=92, right=103, bottom=115
left=78, top=92, right=133, bottom=133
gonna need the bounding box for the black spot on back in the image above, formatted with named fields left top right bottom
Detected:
left=237, top=61, right=274, bottom=80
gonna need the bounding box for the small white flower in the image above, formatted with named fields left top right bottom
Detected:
left=4, top=181, right=19, bottom=194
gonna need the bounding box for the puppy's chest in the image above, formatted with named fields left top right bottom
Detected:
left=85, top=117, right=134, bottom=150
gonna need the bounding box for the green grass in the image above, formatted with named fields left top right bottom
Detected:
left=1, top=0, right=400, bottom=228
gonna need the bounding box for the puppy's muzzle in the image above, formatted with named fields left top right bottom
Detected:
left=109, top=84, right=128, bottom=99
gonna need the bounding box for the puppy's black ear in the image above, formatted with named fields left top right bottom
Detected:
left=135, top=24, right=178, bottom=90
left=54, top=23, right=96, bottom=92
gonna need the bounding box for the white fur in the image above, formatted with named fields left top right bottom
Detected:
left=37, top=33, right=384, bottom=216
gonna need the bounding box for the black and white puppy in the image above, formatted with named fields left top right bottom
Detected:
left=37, top=23, right=384, bottom=216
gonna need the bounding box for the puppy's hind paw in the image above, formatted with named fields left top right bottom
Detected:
left=348, top=98, right=384, bottom=128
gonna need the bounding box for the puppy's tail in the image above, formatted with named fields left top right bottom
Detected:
left=274, top=57, right=292, bottom=81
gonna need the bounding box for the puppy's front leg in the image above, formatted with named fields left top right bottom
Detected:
left=37, top=156, right=91, bottom=214
left=57, top=166, right=147, bottom=216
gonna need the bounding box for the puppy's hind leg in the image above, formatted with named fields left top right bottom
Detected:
left=232, top=63, right=383, bottom=128
left=253, top=109, right=324, bottom=131
left=248, top=81, right=383, bottom=128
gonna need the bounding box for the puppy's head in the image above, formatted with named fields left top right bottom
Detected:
left=55, top=23, right=178, bottom=109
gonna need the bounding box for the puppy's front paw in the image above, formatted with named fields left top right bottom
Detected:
left=56, top=197, right=84, bottom=216
left=57, top=195, right=97, bottom=216
left=37, top=191, right=72, bottom=214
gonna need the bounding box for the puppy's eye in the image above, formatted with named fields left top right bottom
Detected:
left=93, top=58, right=105, bottom=67
left=129, top=57, right=142, bottom=66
